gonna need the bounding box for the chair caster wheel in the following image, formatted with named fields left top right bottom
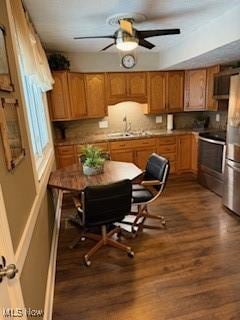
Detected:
left=127, top=250, right=134, bottom=258
left=162, top=220, right=166, bottom=226
left=116, top=231, right=122, bottom=239
left=84, top=256, right=91, bottom=267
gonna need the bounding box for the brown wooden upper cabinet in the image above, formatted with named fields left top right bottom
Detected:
left=206, top=65, right=220, bottom=111
left=106, top=72, right=147, bottom=104
left=145, top=71, right=184, bottom=114
left=184, top=69, right=207, bottom=111
left=166, top=71, right=184, bottom=112
left=84, top=73, right=107, bottom=118
left=68, top=72, right=87, bottom=119
left=146, top=72, right=166, bottom=114
left=49, top=72, right=107, bottom=121
left=48, top=71, right=71, bottom=121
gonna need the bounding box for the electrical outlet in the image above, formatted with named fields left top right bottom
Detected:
left=99, top=120, right=108, bottom=129
left=216, top=113, right=220, bottom=122
left=156, top=116, right=163, bottom=124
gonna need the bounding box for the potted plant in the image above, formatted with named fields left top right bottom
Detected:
left=81, top=145, right=105, bottom=176
left=48, top=53, right=70, bottom=71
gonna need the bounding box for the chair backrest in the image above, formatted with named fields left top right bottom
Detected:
left=82, top=179, right=132, bottom=227
left=144, top=153, right=170, bottom=191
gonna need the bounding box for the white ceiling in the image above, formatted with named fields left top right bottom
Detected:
left=23, top=0, right=240, bottom=53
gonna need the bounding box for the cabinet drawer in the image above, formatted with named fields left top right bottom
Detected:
left=158, top=144, right=176, bottom=154
left=76, top=142, right=108, bottom=154
left=158, top=136, right=176, bottom=145
left=110, top=138, right=155, bottom=151
left=56, top=145, right=75, bottom=156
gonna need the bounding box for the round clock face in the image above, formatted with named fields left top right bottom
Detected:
left=121, top=55, right=136, bottom=69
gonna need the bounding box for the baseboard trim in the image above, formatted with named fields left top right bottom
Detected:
left=43, top=190, right=63, bottom=320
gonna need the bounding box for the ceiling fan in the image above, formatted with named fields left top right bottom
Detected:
left=74, top=15, right=180, bottom=52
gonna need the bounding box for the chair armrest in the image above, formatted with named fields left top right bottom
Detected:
left=72, top=197, right=83, bottom=213
left=132, top=170, right=146, bottom=184
left=141, top=180, right=163, bottom=186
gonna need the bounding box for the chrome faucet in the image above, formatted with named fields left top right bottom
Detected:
left=123, top=114, right=131, bottom=135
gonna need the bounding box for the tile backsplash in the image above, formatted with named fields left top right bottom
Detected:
left=53, top=102, right=228, bottom=140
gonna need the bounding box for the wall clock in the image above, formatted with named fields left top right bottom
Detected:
left=121, top=54, right=136, bottom=69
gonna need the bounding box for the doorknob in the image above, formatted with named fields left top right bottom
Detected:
left=0, top=256, right=18, bottom=283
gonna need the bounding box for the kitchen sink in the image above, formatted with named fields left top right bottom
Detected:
left=107, top=131, right=151, bottom=139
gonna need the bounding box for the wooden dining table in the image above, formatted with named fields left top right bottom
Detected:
left=48, top=160, right=143, bottom=192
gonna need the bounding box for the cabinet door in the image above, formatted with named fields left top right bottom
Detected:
left=184, top=69, right=207, bottom=111
left=57, top=155, right=76, bottom=168
left=191, top=134, right=199, bottom=173
left=135, top=148, right=155, bottom=170
left=68, top=73, right=87, bottom=119
left=166, top=71, right=184, bottom=112
left=106, top=73, right=127, bottom=104
left=177, top=135, right=192, bottom=171
left=85, top=74, right=107, bottom=118
left=206, top=65, right=220, bottom=111
left=49, top=71, right=70, bottom=120
left=127, top=72, right=147, bottom=100
left=111, top=151, right=134, bottom=163
left=146, top=72, right=166, bottom=114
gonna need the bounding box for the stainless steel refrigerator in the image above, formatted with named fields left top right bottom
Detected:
left=223, top=74, right=240, bottom=215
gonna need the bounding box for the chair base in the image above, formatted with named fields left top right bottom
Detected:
left=70, top=225, right=134, bottom=266
left=129, top=204, right=166, bottom=236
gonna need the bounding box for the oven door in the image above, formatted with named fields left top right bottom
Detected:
left=199, top=137, right=226, bottom=175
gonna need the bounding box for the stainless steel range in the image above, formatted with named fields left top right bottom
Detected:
left=198, top=131, right=226, bottom=196
left=223, top=74, right=240, bottom=216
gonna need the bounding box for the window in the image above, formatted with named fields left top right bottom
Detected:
left=20, top=64, right=52, bottom=179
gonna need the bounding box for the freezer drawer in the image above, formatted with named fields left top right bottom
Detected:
left=223, top=159, right=240, bottom=215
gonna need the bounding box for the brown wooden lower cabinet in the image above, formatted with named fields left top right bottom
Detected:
left=55, top=134, right=197, bottom=173
left=135, top=148, right=156, bottom=170
left=55, top=145, right=76, bottom=168
left=177, top=135, right=192, bottom=172
left=111, top=150, right=134, bottom=163
left=191, top=134, right=199, bottom=173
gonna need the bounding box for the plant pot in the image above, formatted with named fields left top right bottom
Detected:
left=83, top=164, right=104, bottom=176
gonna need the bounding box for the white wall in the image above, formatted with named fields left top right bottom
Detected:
left=65, top=52, right=160, bottom=72
left=62, top=3, right=240, bottom=72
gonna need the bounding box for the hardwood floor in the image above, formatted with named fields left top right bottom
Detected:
left=53, top=174, right=240, bottom=320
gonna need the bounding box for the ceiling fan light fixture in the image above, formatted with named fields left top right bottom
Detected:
left=116, top=30, right=138, bottom=51
left=116, top=40, right=138, bottom=51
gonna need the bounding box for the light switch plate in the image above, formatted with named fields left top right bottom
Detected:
left=216, top=113, right=220, bottom=122
left=156, top=116, right=163, bottom=124
left=99, top=120, right=108, bottom=129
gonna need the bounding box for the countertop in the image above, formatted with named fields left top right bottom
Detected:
left=54, top=128, right=218, bottom=146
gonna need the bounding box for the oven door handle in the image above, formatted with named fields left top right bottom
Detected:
left=226, top=162, right=240, bottom=173
left=199, top=136, right=226, bottom=145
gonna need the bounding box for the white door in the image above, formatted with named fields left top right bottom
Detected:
left=0, top=184, right=27, bottom=320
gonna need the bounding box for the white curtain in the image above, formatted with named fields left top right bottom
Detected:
left=10, top=0, right=54, bottom=91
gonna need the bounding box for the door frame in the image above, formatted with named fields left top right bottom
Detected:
left=0, top=184, right=27, bottom=319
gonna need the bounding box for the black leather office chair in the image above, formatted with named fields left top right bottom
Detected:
left=128, top=153, right=170, bottom=235
left=71, top=179, right=134, bottom=266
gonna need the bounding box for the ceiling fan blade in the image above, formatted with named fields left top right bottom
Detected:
left=139, top=39, right=155, bottom=50
left=119, top=19, right=133, bottom=35
left=137, top=29, right=180, bottom=39
left=74, top=35, right=114, bottom=40
left=100, top=43, right=115, bottom=51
